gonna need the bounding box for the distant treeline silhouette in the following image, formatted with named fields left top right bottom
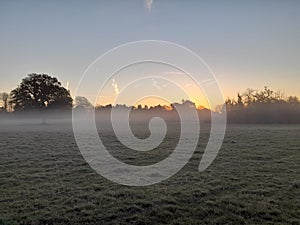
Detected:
left=225, top=86, right=300, bottom=123
left=74, top=97, right=211, bottom=123
left=1, top=74, right=299, bottom=124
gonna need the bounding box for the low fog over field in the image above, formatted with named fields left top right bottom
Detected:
left=0, top=118, right=299, bottom=224
left=0, top=75, right=299, bottom=224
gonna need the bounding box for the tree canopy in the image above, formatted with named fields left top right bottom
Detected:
left=74, top=96, right=94, bottom=111
left=10, top=73, right=73, bottom=111
left=225, top=86, right=300, bottom=123
left=0, top=92, right=9, bottom=112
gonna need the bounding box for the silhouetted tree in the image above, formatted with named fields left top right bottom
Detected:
left=0, top=92, right=9, bottom=112
left=171, top=99, right=196, bottom=110
left=287, top=96, right=299, bottom=106
left=74, top=96, right=94, bottom=111
left=242, top=88, right=255, bottom=105
left=10, top=73, right=73, bottom=111
left=237, top=93, right=244, bottom=106
left=226, top=87, right=300, bottom=123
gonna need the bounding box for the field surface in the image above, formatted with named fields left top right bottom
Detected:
left=0, top=123, right=299, bottom=225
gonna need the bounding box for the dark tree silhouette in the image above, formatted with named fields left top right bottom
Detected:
left=225, top=87, right=300, bottom=123
left=74, top=96, right=94, bottom=111
left=0, top=92, right=9, bottom=112
left=10, top=73, right=73, bottom=111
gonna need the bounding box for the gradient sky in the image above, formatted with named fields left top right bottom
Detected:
left=1, top=0, right=300, bottom=108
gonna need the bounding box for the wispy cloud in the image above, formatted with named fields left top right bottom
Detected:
left=66, top=81, right=70, bottom=90
left=152, top=78, right=162, bottom=90
left=199, top=79, right=217, bottom=86
left=145, top=0, right=153, bottom=12
left=163, top=71, right=187, bottom=76
left=112, top=79, right=119, bottom=95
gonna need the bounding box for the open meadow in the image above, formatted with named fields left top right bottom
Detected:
left=0, top=122, right=299, bottom=225
left=2, top=1, right=300, bottom=224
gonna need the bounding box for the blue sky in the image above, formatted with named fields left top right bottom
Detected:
left=1, top=0, right=300, bottom=107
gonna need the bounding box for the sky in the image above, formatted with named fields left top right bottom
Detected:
left=1, top=0, right=300, bottom=108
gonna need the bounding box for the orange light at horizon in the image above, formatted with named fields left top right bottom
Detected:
left=92, top=74, right=214, bottom=109
left=95, top=94, right=211, bottom=109
left=134, top=97, right=172, bottom=109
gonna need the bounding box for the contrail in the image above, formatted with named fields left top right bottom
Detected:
left=145, top=0, right=153, bottom=12
left=112, top=79, right=119, bottom=95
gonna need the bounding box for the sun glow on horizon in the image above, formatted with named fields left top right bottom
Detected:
left=95, top=94, right=211, bottom=110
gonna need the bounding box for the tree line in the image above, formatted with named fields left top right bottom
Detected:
left=225, top=86, right=300, bottom=123
left=1, top=74, right=299, bottom=123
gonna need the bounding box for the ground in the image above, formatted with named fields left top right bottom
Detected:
left=0, top=123, right=299, bottom=225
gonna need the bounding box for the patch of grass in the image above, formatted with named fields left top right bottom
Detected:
left=0, top=124, right=299, bottom=224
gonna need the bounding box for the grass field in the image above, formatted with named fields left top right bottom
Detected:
left=0, top=123, right=299, bottom=225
